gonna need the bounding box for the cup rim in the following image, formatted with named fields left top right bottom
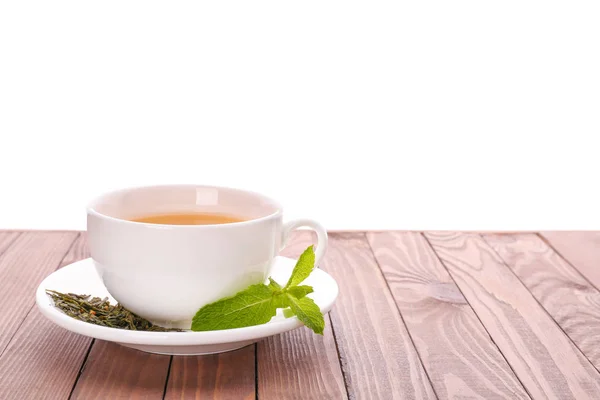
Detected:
left=86, top=184, right=283, bottom=228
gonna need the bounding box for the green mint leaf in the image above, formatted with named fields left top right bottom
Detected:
left=191, top=246, right=325, bottom=335
left=286, top=285, right=314, bottom=299
left=284, top=245, right=315, bottom=289
left=268, top=278, right=287, bottom=308
left=191, top=284, right=278, bottom=331
left=285, top=293, right=325, bottom=335
left=272, top=292, right=287, bottom=309
left=268, top=277, right=282, bottom=291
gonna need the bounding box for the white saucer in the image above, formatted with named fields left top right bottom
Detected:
left=36, top=257, right=339, bottom=355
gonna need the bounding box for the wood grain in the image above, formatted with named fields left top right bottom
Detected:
left=540, top=232, right=600, bottom=290
left=321, top=232, right=436, bottom=399
left=0, top=234, right=90, bottom=400
left=5, top=229, right=600, bottom=399
left=165, top=346, right=255, bottom=400
left=0, top=231, right=79, bottom=355
left=59, top=231, right=89, bottom=267
left=0, top=231, right=20, bottom=256
left=425, top=232, right=600, bottom=399
left=257, top=232, right=347, bottom=400
left=71, top=341, right=171, bottom=400
left=367, top=231, right=529, bottom=399
left=483, top=233, right=600, bottom=371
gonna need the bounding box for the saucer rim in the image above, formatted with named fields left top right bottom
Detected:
left=36, top=257, right=338, bottom=346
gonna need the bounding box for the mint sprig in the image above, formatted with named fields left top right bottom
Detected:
left=191, top=246, right=325, bottom=335
left=285, top=294, right=324, bottom=334
left=284, top=245, right=315, bottom=289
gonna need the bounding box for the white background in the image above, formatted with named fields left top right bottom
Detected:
left=1, top=1, right=599, bottom=231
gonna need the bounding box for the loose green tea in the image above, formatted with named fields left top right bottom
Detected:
left=46, top=290, right=182, bottom=332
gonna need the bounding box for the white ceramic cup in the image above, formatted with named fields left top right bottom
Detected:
left=87, top=185, right=328, bottom=329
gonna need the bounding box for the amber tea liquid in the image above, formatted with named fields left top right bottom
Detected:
left=130, top=212, right=246, bottom=225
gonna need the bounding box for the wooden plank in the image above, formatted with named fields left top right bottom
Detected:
left=258, top=323, right=345, bottom=400
left=0, top=310, right=91, bottom=400
left=483, top=233, right=600, bottom=371
left=0, top=231, right=79, bottom=354
left=165, top=346, right=255, bottom=400
left=59, top=231, right=88, bottom=267
left=0, top=234, right=90, bottom=400
left=257, top=232, right=347, bottom=400
left=71, top=341, right=171, bottom=400
left=425, top=232, right=600, bottom=399
left=320, top=232, right=436, bottom=399
left=0, top=231, right=20, bottom=256
left=540, top=232, right=600, bottom=289
left=367, top=232, right=529, bottom=399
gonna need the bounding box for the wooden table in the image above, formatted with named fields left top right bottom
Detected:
left=1, top=230, right=600, bottom=399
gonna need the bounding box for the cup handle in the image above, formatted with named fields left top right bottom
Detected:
left=280, top=219, right=328, bottom=268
